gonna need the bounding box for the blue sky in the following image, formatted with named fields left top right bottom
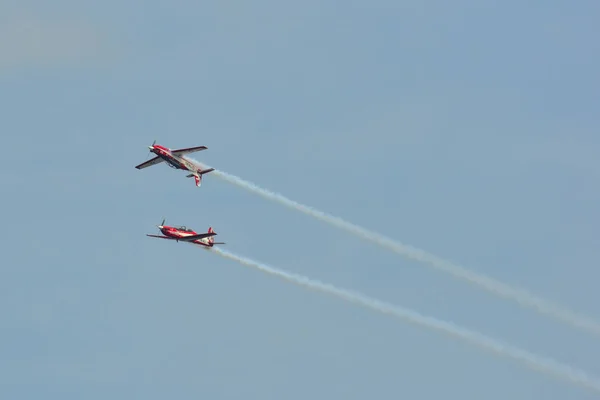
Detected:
left=1, top=0, right=599, bottom=398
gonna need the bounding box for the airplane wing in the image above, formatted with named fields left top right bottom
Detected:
left=146, top=234, right=174, bottom=239
left=171, top=146, right=208, bottom=156
left=178, top=232, right=217, bottom=242
left=135, top=156, right=164, bottom=170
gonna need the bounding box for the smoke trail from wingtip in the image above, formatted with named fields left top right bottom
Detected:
left=202, top=166, right=600, bottom=338
left=209, top=247, right=600, bottom=394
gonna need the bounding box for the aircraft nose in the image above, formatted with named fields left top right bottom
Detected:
left=148, top=146, right=154, bottom=151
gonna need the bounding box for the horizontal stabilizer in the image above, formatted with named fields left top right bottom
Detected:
left=198, top=168, right=215, bottom=175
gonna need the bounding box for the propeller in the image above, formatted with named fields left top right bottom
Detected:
left=147, top=139, right=157, bottom=159
left=157, top=217, right=165, bottom=229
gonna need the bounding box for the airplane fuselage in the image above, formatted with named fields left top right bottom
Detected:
left=160, top=227, right=213, bottom=247
left=151, top=146, right=195, bottom=172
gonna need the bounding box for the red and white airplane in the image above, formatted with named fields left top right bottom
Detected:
left=146, top=218, right=225, bottom=248
left=135, top=141, right=215, bottom=187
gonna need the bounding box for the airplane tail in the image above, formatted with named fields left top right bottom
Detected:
left=186, top=168, right=214, bottom=187
left=208, top=227, right=225, bottom=245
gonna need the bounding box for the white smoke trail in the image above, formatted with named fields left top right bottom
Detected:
left=209, top=247, right=600, bottom=394
left=203, top=166, right=600, bottom=337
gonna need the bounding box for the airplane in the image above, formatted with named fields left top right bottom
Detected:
left=146, top=218, right=225, bottom=248
left=135, top=140, right=215, bottom=187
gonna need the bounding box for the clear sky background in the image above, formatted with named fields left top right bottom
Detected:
left=1, top=0, right=599, bottom=398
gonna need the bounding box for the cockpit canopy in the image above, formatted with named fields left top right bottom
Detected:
left=176, top=225, right=193, bottom=232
